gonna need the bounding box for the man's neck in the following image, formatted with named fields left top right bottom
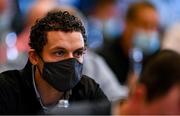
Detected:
left=119, top=100, right=142, bottom=115
left=34, top=69, right=64, bottom=106
left=120, top=33, right=132, bottom=57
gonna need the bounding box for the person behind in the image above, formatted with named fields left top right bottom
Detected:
left=0, top=0, right=15, bottom=66
left=83, top=50, right=128, bottom=101
left=97, top=1, right=160, bottom=85
left=113, top=50, right=180, bottom=115
left=0, top=10, right=109, bottom=114
left=0, top=0, right=57, bottom=72
left=79, top=0, right=117, bottom=49
left=16, top=0, right=57, bottom=54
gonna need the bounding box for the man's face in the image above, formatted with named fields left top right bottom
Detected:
left=40, top=31, right=85, bottom=63
left=125, top=7, right=159, bottom=50
left=144, top=85, right=180, bottom=114
left=132, top=7, right=159, bottom=33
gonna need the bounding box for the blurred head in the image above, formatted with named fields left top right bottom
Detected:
left=94, top=0, right=117, bottom=20
left=29, top=10, right=87, bottom=65
left=123, top=1, right=159, bottom=53
left=16, top=1, right=56, bottom=53
left=124, top=50, right=180, bottom=114
left=80, top=0, right=117, bottom=20
left=26, top=0, right=56, bottom=28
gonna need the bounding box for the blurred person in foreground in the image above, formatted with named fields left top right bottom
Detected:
left=0, top=10, right=109, bottom=114
left=97, top=1, right=160, bottom=85
left=113, top=50, right=180, bottom=115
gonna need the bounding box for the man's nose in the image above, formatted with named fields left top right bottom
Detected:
left=67, top=53, right=74, bottom=59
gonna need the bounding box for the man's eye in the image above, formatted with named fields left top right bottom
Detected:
left=53, top=51, right=65, bottom=57
left=74, top=51, right=84, bottom=58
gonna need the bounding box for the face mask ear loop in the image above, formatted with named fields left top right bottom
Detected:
left=36, top=65, right=43, bottom=77
left=36, top=53, right=45, bottom=63
left=32, top=65, right=36, bottom=78
left=35, top=53, right=45, bottom=77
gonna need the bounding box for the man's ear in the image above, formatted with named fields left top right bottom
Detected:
left=131, top=84, right=147, bottom=103
left=29, top=49, right=39, bottom=65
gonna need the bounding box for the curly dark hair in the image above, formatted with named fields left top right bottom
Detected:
left=29, top=10, right=87, bottom=54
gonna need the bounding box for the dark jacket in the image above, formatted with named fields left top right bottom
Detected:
left=97, top=38, right=130, bottom=85
left=0, top=60, right=109, bottom=114
left=97, top=37, right=159, bottom=85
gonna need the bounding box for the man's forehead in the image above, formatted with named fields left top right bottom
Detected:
left=45, top=31, right=84, bottom=50
left=46, top=31, right=84, bottom=41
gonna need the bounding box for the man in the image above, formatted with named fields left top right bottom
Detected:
left=114, top=50, right=180, bottom=115
left=0, top=10, right=109, bottom=114
left=97, top=1, right=160, bottom=85
left=16, top=3, right=128, bottom=102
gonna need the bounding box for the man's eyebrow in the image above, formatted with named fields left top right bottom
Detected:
left=50, top=47, right=66, bottom=51
left=73, top=47, right=85, bottom=52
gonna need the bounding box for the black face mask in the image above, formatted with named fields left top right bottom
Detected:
left=37, top=58, right=83, bottom=92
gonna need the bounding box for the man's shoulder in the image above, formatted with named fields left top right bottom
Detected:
left=73, top=75, right=100, bottom=93
left=71, top=75, right=109, bottom=102
left=80, top=75, right=99, bottom=87
left=0, top=69, right=21, bottom=80
left=0, top=70, right=22, bottom=89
